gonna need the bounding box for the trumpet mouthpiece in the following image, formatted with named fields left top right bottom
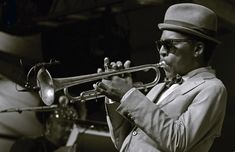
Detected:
left=157, top=61, right=166, bottom=67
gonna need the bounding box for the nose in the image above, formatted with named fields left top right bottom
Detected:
left=159, top=46, right=168, bottom=58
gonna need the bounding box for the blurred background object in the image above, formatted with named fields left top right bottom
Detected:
left=0, top=31, right=44, bottom=152
left=10, top=96, right=84, bottom=152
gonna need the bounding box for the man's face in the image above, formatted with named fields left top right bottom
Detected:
left=158, top=30, right=196, bottom=77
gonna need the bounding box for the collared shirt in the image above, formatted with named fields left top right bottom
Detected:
left=157, top=83, right=180, bottom=104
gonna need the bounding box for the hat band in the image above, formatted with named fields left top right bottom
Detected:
left=164, top=20, right=216, bottom=37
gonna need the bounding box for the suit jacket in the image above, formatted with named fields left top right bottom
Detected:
left=105, top=67, right=227, bottom=152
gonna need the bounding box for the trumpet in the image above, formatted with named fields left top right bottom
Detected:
left=36, top=61, right=165, bottom=105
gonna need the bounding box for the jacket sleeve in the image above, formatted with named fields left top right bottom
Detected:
left=116, top=82, right=227, bottom=152
left=105, top=98, right=133, bottom=150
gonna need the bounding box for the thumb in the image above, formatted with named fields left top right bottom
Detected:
left=124, top=60, right=131, bottom=69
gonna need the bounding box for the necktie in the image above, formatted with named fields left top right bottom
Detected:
left=165, top=74, right=183, bottom=88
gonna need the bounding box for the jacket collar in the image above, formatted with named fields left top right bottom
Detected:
left=157, top=67, right=216, bottom=107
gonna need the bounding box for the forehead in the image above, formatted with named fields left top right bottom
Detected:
left=161, top=30, right=189, bottom=39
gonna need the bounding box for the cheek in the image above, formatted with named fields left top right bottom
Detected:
left=164, top=53, right=180, bottom=67
left=161, top=54, right=179, bottom=76
left=163, top=54, right=188, bottom=74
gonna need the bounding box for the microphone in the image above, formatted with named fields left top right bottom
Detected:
left=35, top=59, right=60, bottom=68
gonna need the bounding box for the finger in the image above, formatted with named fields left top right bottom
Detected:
left=97, top=81, right=110, bottom=91
left=124, top=60, right=131, bottom=78
left=116, top=61, right=123, bottom=69
left=94, top=84, right=109, bottom=97
left=93, top=84, right=107, bottom=96
left=124, top=60, right=131, bottom=69
left=97, top=68, right=103, bottom=73
left=104, top=57, right=110, bottom=70
left=93, top=83, right=104, bottom=93
left=93, top=82, right=110, bottom=97
left=110, top=62, right=117, bottom=70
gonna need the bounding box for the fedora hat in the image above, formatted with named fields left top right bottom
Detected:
left=158, top=3, right=220, bottom=44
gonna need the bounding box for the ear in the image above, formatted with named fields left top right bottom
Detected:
left=194, top=42, right=204, bottom=57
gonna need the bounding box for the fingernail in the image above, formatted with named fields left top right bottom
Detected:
left=117, top=61, right=122, bottom=67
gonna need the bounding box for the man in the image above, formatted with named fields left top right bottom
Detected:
left=94, top=3, right=227, bottom=152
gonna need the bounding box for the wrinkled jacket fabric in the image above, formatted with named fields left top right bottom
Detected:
left=105, top=67, right=227, bottom=152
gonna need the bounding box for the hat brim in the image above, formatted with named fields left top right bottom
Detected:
left=158, top=23, right=220, bottom=44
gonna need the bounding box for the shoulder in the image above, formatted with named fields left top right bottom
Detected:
left=204, top=78, right=227, bottom=96
left=188, top=75, right=227, bottom=100
left=190, top=67, right=227, bottom=92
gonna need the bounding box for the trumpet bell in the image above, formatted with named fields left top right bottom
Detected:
left=37, top=67, right=55, bottom=105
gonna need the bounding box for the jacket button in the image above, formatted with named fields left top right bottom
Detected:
left=132, top=131, right=138, bottom=136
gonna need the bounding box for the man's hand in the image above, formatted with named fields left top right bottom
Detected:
left=93, top=57, right=133, bottom=102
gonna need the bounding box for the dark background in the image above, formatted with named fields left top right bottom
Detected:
left=0, top=0, right=234, bottom=151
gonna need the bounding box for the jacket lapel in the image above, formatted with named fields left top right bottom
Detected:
left=157, top=70, right=215, bottom=107
left=157, top=79, right=204, bottom=107
left=147, top=83, right=166, bottom=102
